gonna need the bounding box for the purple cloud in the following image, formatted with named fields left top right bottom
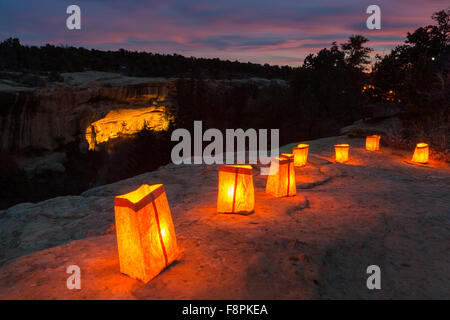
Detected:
left=0, top=0, right=447, bottom=66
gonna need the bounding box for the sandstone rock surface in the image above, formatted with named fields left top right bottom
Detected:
left=0, top=136, right=449, bottom=299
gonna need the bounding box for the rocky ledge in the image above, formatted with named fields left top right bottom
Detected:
left=0, top=135, right=448, bottom=299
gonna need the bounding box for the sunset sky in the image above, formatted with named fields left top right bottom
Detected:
left=0, top=0, right=447, bottom=66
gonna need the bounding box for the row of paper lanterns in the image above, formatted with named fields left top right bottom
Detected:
left=113, top=135, right=430, bottom=283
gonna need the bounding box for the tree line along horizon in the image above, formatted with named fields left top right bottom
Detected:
left=0, top=8, right=448, bottom=210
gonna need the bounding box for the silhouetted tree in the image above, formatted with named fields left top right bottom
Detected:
left=372, top=8, right=449, bottom=155
left=0, top=38, right=293, bottom=79
left=341, top=35, right=373, bottom=71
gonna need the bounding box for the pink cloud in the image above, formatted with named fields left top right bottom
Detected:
left=1, top=0, right=447, bottom=66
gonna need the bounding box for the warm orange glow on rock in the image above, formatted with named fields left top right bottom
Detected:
left=366, top=135, right=380, bottom=151
left=335, top=144, right=349, bottom=163
left=86, top=106, right=172, bottom=150
left=114, top=184, right=178, bottom=283
left=266, top=153, right=296, bottom=197
left=217, top=165, right=255, bottom=214
left=292, top=144, right=309, bottom=167
left=411, top=143, right=429, bottom=164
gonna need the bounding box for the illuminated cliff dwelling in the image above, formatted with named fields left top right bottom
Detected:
left=85, top=106, right=173, bottom=150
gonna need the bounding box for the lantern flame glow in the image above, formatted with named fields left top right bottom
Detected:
left=293, top=144, right=309, bottom=167
left=366, top=135, right=380, bottom=151
left=335, top=144, right=349, bottom=163
left=266, top=154, right=296, bottom=197
left=227, top=186, right=235, bottom=199
left=217, top=165, right=255, bottom=214
left=114, top=184, right=178, bottom=283
left=411, top=143, right=429, bottom=164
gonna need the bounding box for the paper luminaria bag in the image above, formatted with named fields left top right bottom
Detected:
left=411, top=143, right=429, bottom=164
left=366, top=135, right=380, bottom=151
left=266, top=153, right=296, bottom=197
left=114, top=184, right=178, bottom=283
left=217, top=165, right=255, bottom=214
left=292, top=144, right=309, bottom=166
left=335, top=144, right=349, bottom=163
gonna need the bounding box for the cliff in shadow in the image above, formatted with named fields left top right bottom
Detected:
left=0, top=71, right=177, bottom=152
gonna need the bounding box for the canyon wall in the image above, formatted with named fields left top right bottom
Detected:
left=0, top=72, right=177, bottom=152
left=0, top=72, right=287, bottom=153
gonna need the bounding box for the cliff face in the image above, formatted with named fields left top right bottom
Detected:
left=85, top=106, right=173, bottom=150
left=0, top=72, right=177, bottom=152
left=0, top=72, right=288, bottom=153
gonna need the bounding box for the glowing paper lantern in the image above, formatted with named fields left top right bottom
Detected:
left=366, top=135, right=380, bottom=151
left=292, top=144, right=309, bottom=167
left=411, top=143, right=429, bottom=164
left=266, top=153, right=296, bottom=197
left=335, top=144, right=349, bottom=163
left=114, top=184, right=178, bottom=283
left=217, top=165, right=255, bottom=214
